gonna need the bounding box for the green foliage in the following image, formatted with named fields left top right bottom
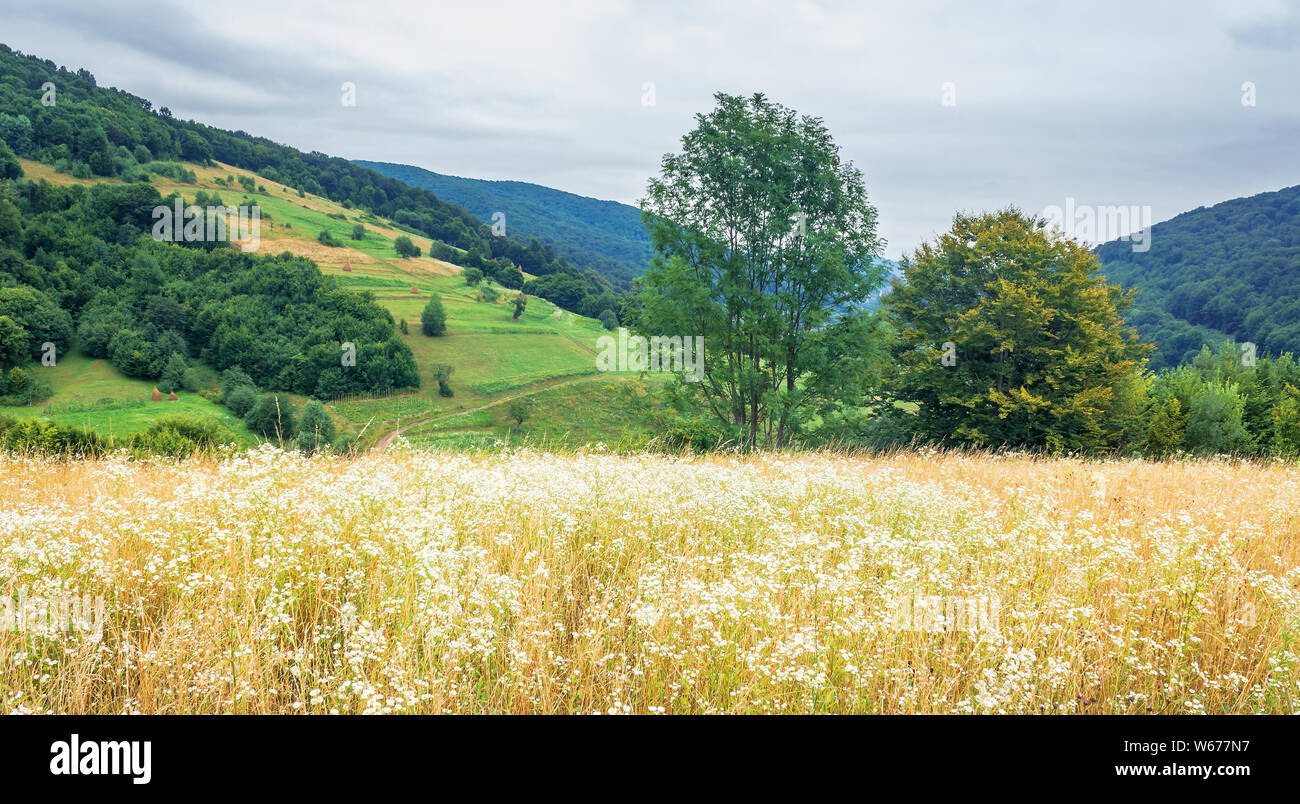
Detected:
left=1141, top=396, right=1186, bottom=457
left=158, top=352, right=188, bottom=394
left=463, top=266, right=483, bottom=286
left=394, top=235, right=420, bottom=258
left=639, top=91, right=885, bottom=449
left=357, top=160, right=651, bottom=288
left=0, top=314, right=26, bottom=369
left=1097, top=184, right=1300, bottom=369
left=476, top=284, right=499, bottom=303
left=512, top=292, right=527, bottom=320
left=351, top=223, right=366, bottom=240
left=225, top=384, right=257, bottom=417
left=599, top=309, right=618, bottom=331
left=219, top=368, right=256, bottom=403
left=126, top=415, right=237, bottom=458
left=662, top=415, right=730, bottom=453
left=296, top=399, right=336, bottom=453
left=317, top=229, right=343, bottom=247
left=0, top=364, right=52, bottom=406
left=0, top=415, right=106, bottom=457
left=1183, top=381, right=1252, bottom=455
left=243, top=393, right=297, bottom=440
left=886, top=208, right=1151, bottom=453
left=421, top=293, right=446, bottom=336
left=506, top=396, right=535, bottom=431
left=431, top=363, right=454, bottom=397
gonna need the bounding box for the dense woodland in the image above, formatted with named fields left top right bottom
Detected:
left=1097, top=184, right=1300, bottom=369
left=0, top=45, right=623, bottom=322
left=358, top=160, right=652, bottom=288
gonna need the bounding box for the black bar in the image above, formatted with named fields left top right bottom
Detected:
left=1, top=715, right=1287, bottom=792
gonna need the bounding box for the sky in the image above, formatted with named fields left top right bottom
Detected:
left=2, top=0, right=1298, bottom=258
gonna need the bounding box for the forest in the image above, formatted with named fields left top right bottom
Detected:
left=0, top=45, right=623, bottom=322
left=1096, top=183, right=1300, bottom=369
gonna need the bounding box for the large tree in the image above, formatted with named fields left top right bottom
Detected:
left=638, top=92, right=885, bottom=448
left=885, top=208, right=1151, bottom=452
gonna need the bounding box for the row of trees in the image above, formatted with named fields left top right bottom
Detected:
left=0, top=45, right=626, bottom=321
left=634, top=92, right=1300, bottom=457
left=0, top=166, right=418, bottom=401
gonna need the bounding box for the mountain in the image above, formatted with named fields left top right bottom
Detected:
left=1096, top=184, right=1300, bottom=369
left=355, top=161, right=651, bottom=288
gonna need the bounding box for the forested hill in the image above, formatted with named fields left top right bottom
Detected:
left=356, top=160, right=651, bottom=288
left=0, top=44, right=619, bottom=317
left=1096, top=184, right=1300, bottom=369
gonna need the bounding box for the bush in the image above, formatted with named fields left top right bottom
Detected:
left=127, top=427, right=198, bottom=458
left=1184, top=382, right=1252, bottom=455
left=158, top=352, right=188, bottom=394
left=146, top=415, right=236, bottom=449
left=219, top=369, right=256, bottom=403
left=296, top=400, right=336, bottom=453
left=662, top=415, right=729, bottom=453
left=431, top=364, right=454, bottom=397
left=394, top=235, right=420, bottom=258
left=225, top=384, right=257, bottom=417
left=421, top=293, right=446, bottom=336
left=463, top=266, right=483, bottom=286
left=599, top=309, right=618, bottom=330
left=507, top=396, right=535, bottom=431
left=317, top=230, right=343, bottom=247
left=0, top=417, right=105, bottom=457
left=244, top=393, right=297, bottom=440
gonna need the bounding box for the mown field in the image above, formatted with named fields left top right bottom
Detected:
left=1, top=448, right=1296, bottom=714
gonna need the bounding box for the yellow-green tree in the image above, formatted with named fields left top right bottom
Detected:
left=886, top=208, right=1151, bottom=452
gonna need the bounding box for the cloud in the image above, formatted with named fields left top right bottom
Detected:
left=1, top=0, right=1297, bottom=253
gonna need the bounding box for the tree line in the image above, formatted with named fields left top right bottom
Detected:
left=634, top=92, right=1300, bottom=457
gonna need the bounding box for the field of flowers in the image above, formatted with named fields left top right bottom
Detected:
left=1, top=445, right=1297, bottom=714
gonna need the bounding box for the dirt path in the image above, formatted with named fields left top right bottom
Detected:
left=370, top=374, right=606, bottom=451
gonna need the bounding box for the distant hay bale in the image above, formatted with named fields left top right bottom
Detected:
left=151, top=387, right=161, bottom=402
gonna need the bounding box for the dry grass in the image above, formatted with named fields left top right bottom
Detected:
left=1, top=447, right=1297, bottom=714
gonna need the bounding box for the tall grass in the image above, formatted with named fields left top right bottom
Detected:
left=0, top=446, right=1296, bottom=714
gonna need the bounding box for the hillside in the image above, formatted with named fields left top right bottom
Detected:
left=1096, top=184, right=1300, bottom=369
left=2, top=153, right=664, bottom=449
left=0, top=42, right=662, bottom=450
left=355, top=160, right=651, bottom=288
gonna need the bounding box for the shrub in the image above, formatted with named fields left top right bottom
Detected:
left=244, top=393, right=297, bottom=440
left=662, top=415, right=729, bottom=453
left=225, top=384, right=257, bottom=417
left=431, top=364, right=454, bottom=397
left=394, top=235, right=420, bottom=258
left=421, top=293, right=446, bottom=336
left=296, top=400, right=336, bottom=453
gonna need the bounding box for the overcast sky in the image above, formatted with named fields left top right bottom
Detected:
left=2, top=0, right=1297, bottom=256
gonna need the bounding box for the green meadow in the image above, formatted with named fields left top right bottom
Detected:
left=8, top=158, right=666, bottom=450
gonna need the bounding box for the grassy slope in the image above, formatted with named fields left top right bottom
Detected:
left=13, top=158, right=660, bottom=448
